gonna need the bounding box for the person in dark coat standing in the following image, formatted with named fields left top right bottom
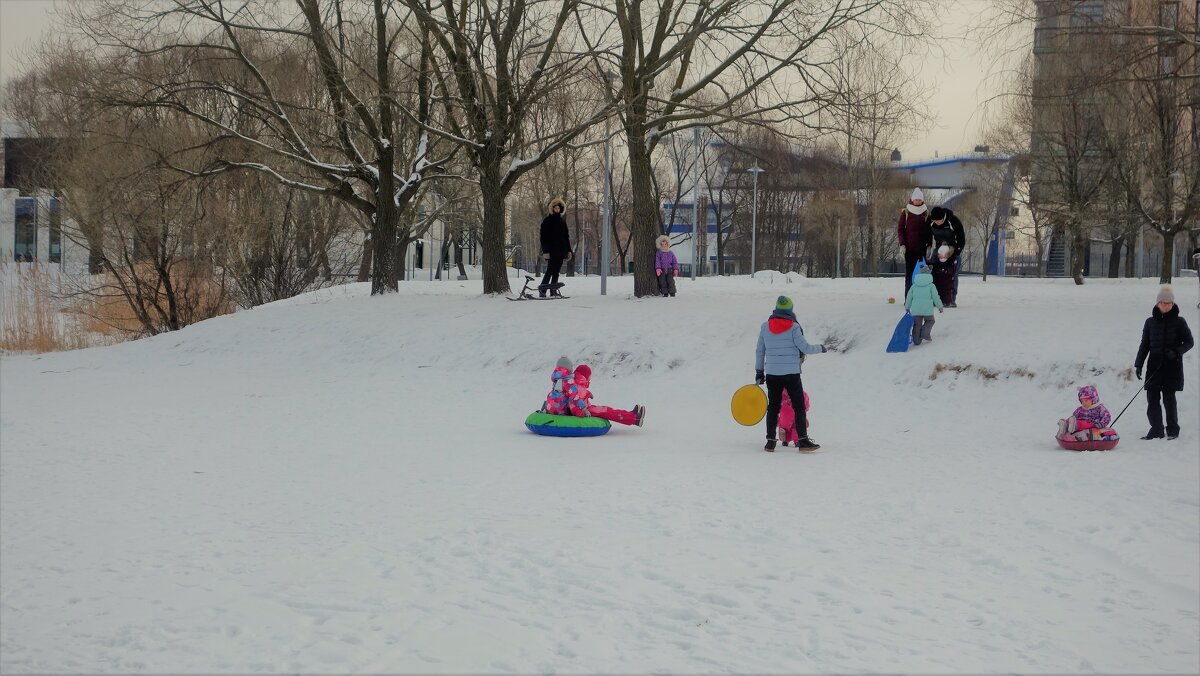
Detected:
left=1135, top=285, right=1194, bottom=440
left=539, top=197, right=573, bottom=297
left=897, top=187, right=930, bottom=296
left=927, top=205, right=966, bottom=306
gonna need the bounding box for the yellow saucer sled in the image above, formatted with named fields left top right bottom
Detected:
left=731, top=384, right=768, bottom=426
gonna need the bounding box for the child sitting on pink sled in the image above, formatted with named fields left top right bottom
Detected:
left=1057, top=385, right=1119, bottom=443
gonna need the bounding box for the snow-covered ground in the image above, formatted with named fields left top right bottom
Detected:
left=2, top=271, right=1198, bottom=673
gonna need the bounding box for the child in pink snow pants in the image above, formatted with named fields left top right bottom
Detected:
left=567, top=364, right=645, bottom=426
left=778, top=390, right=811, bottom=446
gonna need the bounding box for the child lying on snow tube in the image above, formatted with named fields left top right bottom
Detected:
left=528, top=357, right=644, bottom=437
left=1055, top=385, right=1120, bottom=450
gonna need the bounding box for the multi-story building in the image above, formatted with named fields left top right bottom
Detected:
left=1030, top=0, right=1199, bottom=277
left=0, top=120, right=88, bottom=268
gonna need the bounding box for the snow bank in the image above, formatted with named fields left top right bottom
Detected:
left=2, top=274, right=1197, bottom=672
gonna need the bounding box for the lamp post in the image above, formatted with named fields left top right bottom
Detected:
left=692, top=128, right=702, bottom=281
left=600, top=70, right=617, bottom=296
left=748, top=162, right=764, bottom=277
left=1171, top=169, right=1183, bottom=277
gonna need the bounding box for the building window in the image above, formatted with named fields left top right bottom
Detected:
left=49, top=197, right=61, bottom=264
left=1160, top=2, right=1179, bottom=30
left=1161, top=52, right=1177, bottom=74
left=14, top=197, right=36, bottom=262
left=1071, top=2, right=1104, bottom=28
left=1035, top=0, right=1053, bottom=24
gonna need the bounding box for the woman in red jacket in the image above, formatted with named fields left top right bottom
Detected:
left=897, top=187, right=931, bottom=296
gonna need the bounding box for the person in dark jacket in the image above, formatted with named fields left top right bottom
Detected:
left=1135, top=285, right=1194, bottom=440
left=897, top=187, right=930, bottom=296
left=539, top=197, right=573, bottom=297
left=927, top=205, right=966, bottom=306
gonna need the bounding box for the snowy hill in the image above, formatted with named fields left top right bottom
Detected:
left=2, top=273, right=1198, bottom=673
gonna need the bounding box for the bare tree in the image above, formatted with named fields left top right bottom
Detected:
left=1101, top=24, right=1200, bottom=283
left=58, top=126, right=232, bottom=334
left=824, top=30, right=927, bottom=276
left=984, top=0, right=1200, bottom=283
left=58, top=0, right=456, bottom=295
left=222, top=177, right=360, bottom=306
left=5, top=46, right=236, bottom=334
left=402, top=0, right=616, bottom=295
left=958, top=163, right=1008, bottom=281
left=579, top=0, right=929, bottom=295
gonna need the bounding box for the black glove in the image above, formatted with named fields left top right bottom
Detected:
left=820, top=345, right=828, bottom=353
left=1166, top=349, right=1179, bottom=360
left=1135, top=366, right=1142, bottom=380
left=755, top=370, right=765, bottom=385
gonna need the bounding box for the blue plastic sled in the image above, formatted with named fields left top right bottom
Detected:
left=911, top=258, right=927, bottom=287
left=886, top=312, right=913, bottom=353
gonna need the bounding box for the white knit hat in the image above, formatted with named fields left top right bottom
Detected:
left=1157, top=285, right=1175, bottom=304
left=911, top=187, right=924, bottom=201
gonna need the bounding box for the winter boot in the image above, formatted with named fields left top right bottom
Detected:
left=795, top=437, right=820, bottom=451
left=1140, top=430, right=1164, bottom=440
left=633, top=405, right=645, bottom=427
left=764, top=438, right=777, bottom=452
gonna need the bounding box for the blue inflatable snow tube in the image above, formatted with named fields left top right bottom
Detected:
left=525, top=412, right=611, bottom=437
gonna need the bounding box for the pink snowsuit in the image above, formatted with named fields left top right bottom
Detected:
left=777, top=390, right=811, bottom=444
left=567, top=367, right=639, bottom=426
left=542, top=365, right=574, bottom=415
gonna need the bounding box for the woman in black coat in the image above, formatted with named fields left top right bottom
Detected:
left=539, top=197, right=572, bottom=297
left=1135, top=285, right=1194, bottom=440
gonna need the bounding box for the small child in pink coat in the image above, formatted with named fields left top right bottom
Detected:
left=541, top=356, right=575, bottom=415
left=777, top=389, right=811, bottom=446
left=566, top=364, right=645, bottom=426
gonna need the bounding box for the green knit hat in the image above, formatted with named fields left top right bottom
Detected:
left=775, top=295, right=794, bottom=312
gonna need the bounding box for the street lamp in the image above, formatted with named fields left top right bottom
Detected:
left=748, top=162, right=764, bottom=277
left=1171, top=169, right=1184, bottom=277
left=600, top=69, right=617, bottom=296
left=692, top=127, right=702, bottom=281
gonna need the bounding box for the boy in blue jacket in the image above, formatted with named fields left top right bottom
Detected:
left=755, top=296, right=827, bottom=451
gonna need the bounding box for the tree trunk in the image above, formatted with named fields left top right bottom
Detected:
left=1071, top=218, right=1086, bottom=285
left=480, top=168, right=511, bottom=295
left=1124, top=237, right=1135, bottom=277
left=1108, top=238, right=1122, bottom=278
left=626, top=127, right=659, bottom=297
left=370, top=214, right=400, bottom=293
left=434, top=235, right=449, bottom=280
left=1159, top=230, right=1176, bottom=284
left=568, top=178, right=579, bottom=277
left=455, top=239, right=467, bottom=278
left=358, top=236, right=372, bottom=282
left=1035, top=233, right=1046, bottom=278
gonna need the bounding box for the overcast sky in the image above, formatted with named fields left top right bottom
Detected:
left=0, top=0, right=1015, bottom=160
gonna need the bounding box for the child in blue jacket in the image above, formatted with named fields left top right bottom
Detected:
left=755, top=295, right=827, bottom=452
